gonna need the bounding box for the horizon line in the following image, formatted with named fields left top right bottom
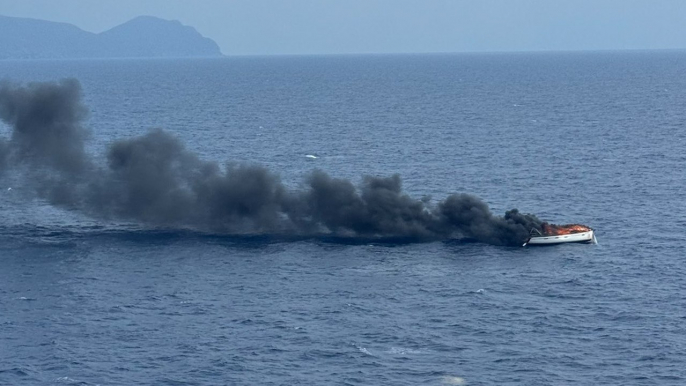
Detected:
left=2, top=47, right=686, bottom=62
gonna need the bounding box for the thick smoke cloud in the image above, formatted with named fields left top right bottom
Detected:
left=0, top=79, right=90, bottom=174
left=0, top=79, right=544, bottom=246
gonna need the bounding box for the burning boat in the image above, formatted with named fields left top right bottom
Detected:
left=522, top=223, right=596, bottom=246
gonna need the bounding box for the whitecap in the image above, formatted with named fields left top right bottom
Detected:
left=56, top=376, right=82, bottom=384
left=388, top=346, right=422, bottom=355
left=353, top=344, right=373, bottom=356
left=441, top=375, right=467, bottom=385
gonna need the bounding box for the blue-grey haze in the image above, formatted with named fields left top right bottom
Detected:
left=1, top=0, right=686, bottom=55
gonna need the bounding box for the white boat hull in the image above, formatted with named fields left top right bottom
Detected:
left=523, top=229, right=595, bottom=246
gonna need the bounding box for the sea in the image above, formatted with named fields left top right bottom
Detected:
left=1, top=51, right=685, bottom=385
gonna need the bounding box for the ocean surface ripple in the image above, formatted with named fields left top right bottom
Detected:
left=1, top=52, right=685, bottom=385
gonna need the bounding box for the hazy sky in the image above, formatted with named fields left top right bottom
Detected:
left=1, top=0, right=686, bottom=55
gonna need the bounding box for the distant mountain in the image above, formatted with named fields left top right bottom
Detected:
left=98, top=16, right=222, bottom=58
left=0, top=15, right=223, bottom=59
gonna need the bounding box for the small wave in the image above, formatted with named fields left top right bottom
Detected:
left=388, top=346, right=422, bottom=355
left=55, top=376, right=89, bottom=385
left=0, top=367, right=31, bottom=376
left=441, top=375, right=467, bottom=385
left=353, top=343, right=374, bottom=356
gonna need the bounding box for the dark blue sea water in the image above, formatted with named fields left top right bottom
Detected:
left=1, top=52, right=685, bottom=385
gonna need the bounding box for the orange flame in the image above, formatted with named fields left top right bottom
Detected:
left=542, top=223, right=591, bottom=236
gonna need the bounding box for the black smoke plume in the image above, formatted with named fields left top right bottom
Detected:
left=0, top=79, right=544, bottom=246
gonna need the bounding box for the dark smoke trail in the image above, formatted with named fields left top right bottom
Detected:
left=0, top=79, right=544, bottom=246
left=0, top=79, right=90, bottom=174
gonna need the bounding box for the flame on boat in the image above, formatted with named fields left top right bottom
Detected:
left=541, top=223, right=591, bottom=236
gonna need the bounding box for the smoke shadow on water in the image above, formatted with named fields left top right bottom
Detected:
left=0, top=222, right=485, bottom=250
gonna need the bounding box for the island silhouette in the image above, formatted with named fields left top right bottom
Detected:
left=0, top=15, right=222, bottom=59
